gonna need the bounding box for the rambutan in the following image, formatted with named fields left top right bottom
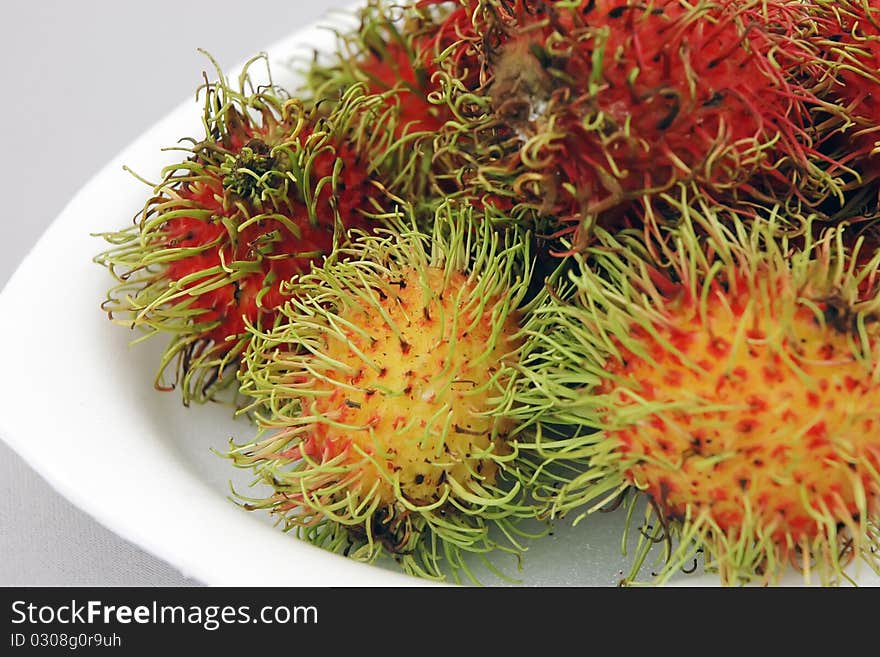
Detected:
left=807, top=0, right=880, bottom=215
left=511, top=200, right=880, bottom=585
left=228, top=202, right=542, bottom=582
left=426, top=0, right=850, bottom=247
left=303, top=0, right=456, bottom=200
left=95, top=54, right=384, bottom=404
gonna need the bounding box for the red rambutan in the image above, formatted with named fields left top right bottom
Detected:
left=807, top=0, right=880, bottom=214
left=95, top=55, right=384, bottom=404
left=304, top=0, right=459, bottom=199
left=426, top=0, right=850, bottom=246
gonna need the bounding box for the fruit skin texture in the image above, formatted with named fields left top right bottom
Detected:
left=512, top=201, right=880, bottom=585
left=303, top=0, right=456, bottom=201
left=298, top=265, right=509, bottom=508
left=424, top=0, right=846, bottom=246
left=95, top=56, right=381, bottom=404
left=808, top=0, right=880, bottom=212
left=229, top=203, right=538, bottom=582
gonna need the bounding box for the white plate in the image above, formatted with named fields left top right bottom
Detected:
left=1, top=10, right=876, bottom=588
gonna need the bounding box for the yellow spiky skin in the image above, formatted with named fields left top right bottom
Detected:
left=604, top=278, right=880, bottom=583
left=512, top=200, right=880, bottom=586
left=230, top=204, right=540, bottom=582
left=304, top=266, right=514, bottom=508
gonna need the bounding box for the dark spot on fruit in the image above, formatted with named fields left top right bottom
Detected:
left=454, top=424, right=482, bottom=436
left=658, top=480, right=671, bottom=505
left=702, top=91, right=724, bottom=107
left=709, top=336, right=730, bottom=358
left=608, top=4, right=637, bottom=18
left=654, top=91, right=681, bottom=131
left=747, top=396, right=768, bottom=412
left=735, top=419, right=757, bottom=433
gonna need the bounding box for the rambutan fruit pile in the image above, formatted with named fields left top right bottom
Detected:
left=94, top=1, right=880, bottom=585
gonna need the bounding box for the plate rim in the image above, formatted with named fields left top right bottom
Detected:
left=0, top=9, right=433, bottom=588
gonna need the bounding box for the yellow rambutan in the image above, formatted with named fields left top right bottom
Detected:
left=512, top=197, right=880, bottom=585
left=229, top=201, right=542, bottom=581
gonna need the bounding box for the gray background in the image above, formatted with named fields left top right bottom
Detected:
left=0, top=0, right=353, bottom=586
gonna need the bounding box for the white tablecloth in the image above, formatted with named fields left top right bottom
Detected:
left=0, top=0, right=355, bottom=587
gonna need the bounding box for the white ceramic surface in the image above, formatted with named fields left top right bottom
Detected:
left=1, top=10, right=877, bottom=588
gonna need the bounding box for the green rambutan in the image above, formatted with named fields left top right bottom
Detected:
left=227, top=201, right=543, bottom=582
left=425, top=0, right=851, bottom=246
left=510, top=197, right=880, bottom=585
